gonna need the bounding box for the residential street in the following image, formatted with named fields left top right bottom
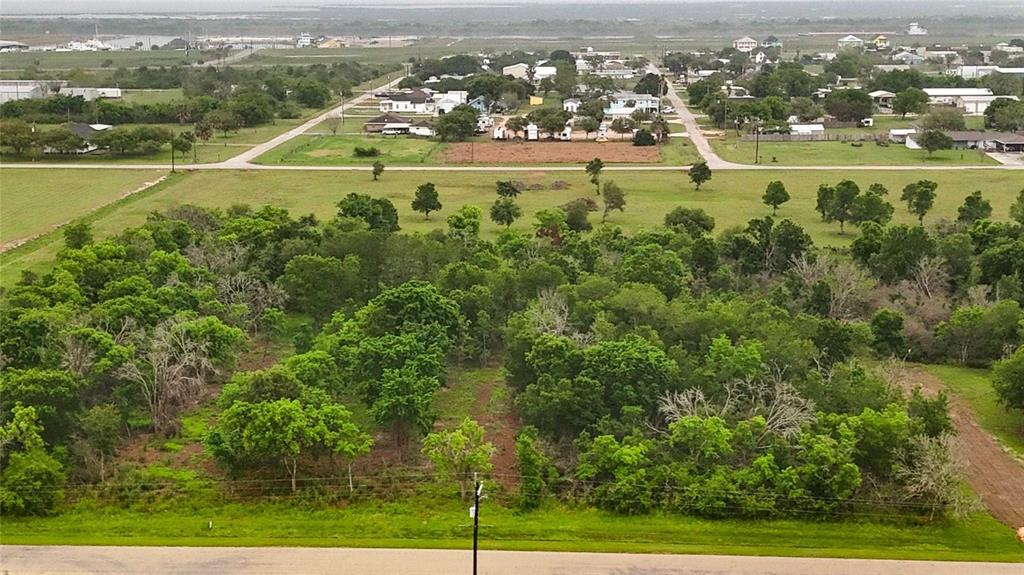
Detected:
left=2, top=546, right=1022, bottom=575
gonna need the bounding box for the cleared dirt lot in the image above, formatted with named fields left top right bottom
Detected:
left=443, top=141, right=661, bottom=164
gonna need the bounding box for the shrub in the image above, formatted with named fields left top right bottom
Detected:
left=353, top=146, right=381, bottom=157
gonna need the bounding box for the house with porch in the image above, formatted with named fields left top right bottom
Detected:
left=603, top=91, right=661, bottom=118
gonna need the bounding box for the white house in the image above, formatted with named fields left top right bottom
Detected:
left=955, top=65, right=1024, bottom=79
left=603, top=91, right=660, bottom=118
left=732, top=36, right=758, bottom=53
left=409, top=120, right=436, bottom=137
left=761, top=35, right=783, bottom=49
left=837, top=35, right=864, bottom=49
left=592, top=61, right=635, bottom=79
left=525, top=123, right=539, bottom=141
left=892, top=51, right=926, bottom=65
left=434, top=91, right=468, bottom=115
left=752, top=51, right=777, bottom=65
left=502, top=63, right=531, bottom=80
left=922, top=88, right=1010, bottom=115
left=888, top=128, right=916, bottom=143
left=868, top=90, right=896, bottom=108
left=789, top=124, right=825, bottom=136
left=533, top=65, right=558, bottom=81
left=296, top=33, right=314, bottom=48
left=378, top=89, right=434, bottom=114
left=562, top=98, right=581, bottom=114
left=906, top=22, right=928, bottom=36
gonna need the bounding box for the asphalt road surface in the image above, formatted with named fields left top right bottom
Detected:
left=1, top=546, right=1022, bottom=575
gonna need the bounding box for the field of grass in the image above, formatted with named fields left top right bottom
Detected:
left=0, top=168, right=165, bottom=246
left=0, top=49, right=230, bottom=70
left=710, top=137, right=999, bottom=167
left=4, top=167, right=1022, bottom=289
left=254, top=134, right=446, bottom=166
left=122, top=89, right=185, bottom=105
left=2, top=503, right=1019, bottom=561
left=924, top=365, right=1024, bottom=460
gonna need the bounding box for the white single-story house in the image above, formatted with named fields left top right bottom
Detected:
left=732, top=36, right=758, bottom=53
left=907, top=130, right=1024, bottom=152
left=563, top=98, right=581, bottom=113
left=954, top=65, right=1024, bottom=79
left=603, top=90, right=660, bottom=118
left=534, top=65, right=558, bottom=81
left=868, top=90, right=896, bottom=108
left=364, top=112, right=411, bottom=133
left=922, top=88, right=1012, bottom=115
left=790, top=123, right=825, bottom=136
left=592, top=61, right=635, bottom=79
left=752, top=51, right=777, bottom=65
left=837, top=35, right=864, bottom=49
left=502, top=63, right=531, bottom=80
left=409, top=120, right=436, bottom=137
left=892, top=51, right=926, bottom=65
left=53, top=122, right=112, bottom=154
left=888, top=128, right=916, bottom=143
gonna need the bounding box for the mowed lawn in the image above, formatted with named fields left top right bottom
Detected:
left=710, top=138, right=999, bottom=166
left=925, top=365, right=1024, bottom=459
left=0, top=168, right=165, bottom=246
left=4, top=167, right=1022, bottom=286
left=3, top=504, right=1020, bottom=562
left=254, top=135, right=446, bottom=165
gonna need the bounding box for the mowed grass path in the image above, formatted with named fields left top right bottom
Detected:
left=0, top=169, right=164, bottom=246
left=255, top=135, right=447, bottom=166
left=3, top=168, right=1022, bottom=286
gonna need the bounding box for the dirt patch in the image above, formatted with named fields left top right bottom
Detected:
left=442, top=141, right=661, bottom=164
left=909, top=368, right=1024, bottom=527
left=471, top=377, right=521, bottom=495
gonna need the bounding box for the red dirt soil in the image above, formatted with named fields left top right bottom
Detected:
left=471, top=377, right=521, bottom=494
left=443, top=141, right=661, bottom=164
left=910, top=368, right=1024, bottom=527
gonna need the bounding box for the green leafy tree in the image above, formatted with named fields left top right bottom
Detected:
left=601, top=181, right=626, bottom=222
left=586, top=157, right=604, bottom=195
left=823, top=89, right=873, bottom=121
left=632, top=128, right=656, bottom=146
left=870, top=309, right=906, bottom=357
left=515, top=426, right=554, bottom=510
left=489, top=197, right=522, bottom=228
left=0, top=405, right=65, bottom=516
left=851, top=186, right=894, bottom=226
left=421, top=417, right=495, bottom=499
left=762, top=181, right=790, bottom=215
left=993, top=346, right=1024, bottom=412
left=576, top=116, right=599, bottom=139
left=665, top=207, right=715, bottom=236
left=816, top=180, right=860, bottom=234
left=77, top=404, right=121, bottom=481
left=336, top=193, right=400, bottom=232
left=279, top=254, right=362, bottom=323
left=957, top=191, right=992, bottom=224
left=447, top=204, right=482, bottom=243
left=495, top=180, right=520, bottom=198
left=900, top=180, right=938, bottom=225
left=892, top=87, right=929, bottom=118
left=0, top=369, right=80, bottom=444
left=1010, top=188, right=1024, bottom=225
left=372, top=160, right=384, bottom=181
left=435, top=104, right=479, bottom=141
left=411, top=182, right=442, bottom=220
left=372, top=367, right=439, bottom=447
left=63, top=221, right=93, bottom=249
left=916, top=129, right=953, bottom=157
left=688, top=161, right=712, bottom=190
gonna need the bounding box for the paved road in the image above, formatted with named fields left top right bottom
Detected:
left=1, top=546, right=1021, bottom=575
left=651, top=64, right=735, bottom=170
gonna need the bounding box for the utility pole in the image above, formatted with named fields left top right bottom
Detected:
left=470, top=474, right=483, bottom=575
left=754, top=123, right=761, bottom=164
left=170, top=129, right=176, bottom=173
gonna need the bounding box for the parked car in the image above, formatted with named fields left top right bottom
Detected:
left=661, top=106, right=675, bottom=114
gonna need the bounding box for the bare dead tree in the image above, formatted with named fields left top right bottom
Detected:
left=216, top=272, right=287, bottom=334
left=184, top=243, right=249, bottom=276
left=964, top=284, right=991, bottom=308
left=61, top=332, right=98, bottom=379
left=116, top=322, right=215, bottom=437
left=790, top=254, right=874, bottom=319
left=912, top=256, right=951, bottom=301
left=895, top=434, right=981, bottom=520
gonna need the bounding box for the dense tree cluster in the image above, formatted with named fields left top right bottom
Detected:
left=5, top=177, right=1023, bottom=522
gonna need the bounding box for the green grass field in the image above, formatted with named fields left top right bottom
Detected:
left=710, top=138, right=999, bottom=167
left=2, top=503, right=1019, bottom=561
left=121, top=89, right=186, bottom=105
left=0, top=49, right=232, bottom=71
left=4, top=167, right=1022, bottom=288
left=924, top=365, right=1024, bottom=460
left=255, top=134, right=446, bottom=166
left=0, top=168, right=165, bottom=246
